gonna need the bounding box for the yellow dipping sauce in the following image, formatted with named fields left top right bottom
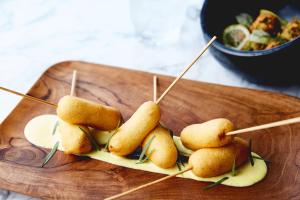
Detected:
left=24, top=115, right=267, bottom=187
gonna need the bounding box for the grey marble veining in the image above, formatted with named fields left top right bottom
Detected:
left=0, top=0, right=300, bottom=199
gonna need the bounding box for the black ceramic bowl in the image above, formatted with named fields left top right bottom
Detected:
left=200, top=0, right=300, bottom=85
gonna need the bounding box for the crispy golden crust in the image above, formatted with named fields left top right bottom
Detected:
left=142, top=126, right=178, bottom=169
left=250, top=11, right=281, bottom=35
left=58, top=120, right=92, bottom=154
left=180, top=118, right=233, bottom=150
left=281, top=18, right=300, bottom=40
left=188, top=137, right=249, bottom=178
left=109, top=101, right=160, bottom=156
left=57, top=95, right=121, bottom=131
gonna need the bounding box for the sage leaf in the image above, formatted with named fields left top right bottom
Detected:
left=236, top=13, right=253, bottom=27
left=249, top=29, right=271, bottom=44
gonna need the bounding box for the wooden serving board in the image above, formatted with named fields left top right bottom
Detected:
left=1, top=61, right=300, bottom=199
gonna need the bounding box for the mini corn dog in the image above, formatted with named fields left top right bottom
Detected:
left=181, top=118, right=233, bottom=150
left=109, top=101, right=160, bottom=156
left=188, top=137, right=249, bottom=178
left=58, top=119, right=92, bottom=154
left=57, top=95, right=121, bottom=131
left=142, top=126, right=178, bottom=169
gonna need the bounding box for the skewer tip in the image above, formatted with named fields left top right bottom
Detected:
left=155, top=36, right=217, bottom=104
left=70, top=70, right=78, bottom=96
left=153, top=75, right=158, bottom=102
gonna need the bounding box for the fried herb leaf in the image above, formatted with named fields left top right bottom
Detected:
left=136, top=135, right=155, bottom=164
left=252, top=29, right=270, bottom=37
left=41, top=141, right=59, bottom=167
left=79, top=127, right=100, bottom=151
left=249, top=29, right=271, bottom=44
left=203, top=177, right=229, bottom=190
left=236, top=13, right=253, bottom=27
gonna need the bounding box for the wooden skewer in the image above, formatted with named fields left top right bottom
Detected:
left=155, top=36, right=217, bottom=104
left=0, top=70, right=78, bottom=108
left=104, top=106, right=300, bottom=199
left=106, top=117, right=300, bottom=199
left=106, top=116, right=300, bottom=199
left=226, top=116, right=300, bottom=135
left=153, top=75, right=158, bottom=102
left=1, top=69, right=300, bottom=137
left=70, top=70, right=77, bottom=96
left=104, top=166, right=193, bottom=200
left=0, top=86, right=57, bottom=107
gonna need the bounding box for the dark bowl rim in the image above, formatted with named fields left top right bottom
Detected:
left=200, top=0, right=300, bottom=57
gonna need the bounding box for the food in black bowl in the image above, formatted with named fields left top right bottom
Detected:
left=200, top=0, right=300, bottom=85
left=223, top=10, right=300, bottom=51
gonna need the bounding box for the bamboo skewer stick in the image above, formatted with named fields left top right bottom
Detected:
left=155, top=36, right=217, bottom=104
left=104, top=166, right=193, bottom=200
left=1, top=68, right=300, bottom=137
left=70, top=70, right=77, bottom=96
left=0, top=86, right=57, bottom=108
left=104, top=37, right=215, bottom=198
left=3, top=83, right=300, bottom=136
left=226, top=117, right=300, bottom=135
left=105, top=117, right=300, bottom=199
left=153, top=75, right=158, bottom=102
left=0, top=70, right=78, bottom=108
left=2, top=38, right=300, bottom=199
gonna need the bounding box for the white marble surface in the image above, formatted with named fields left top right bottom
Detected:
left=0, top=0, right=300, bottom=199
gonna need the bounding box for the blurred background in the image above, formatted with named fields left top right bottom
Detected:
left=0, top=0, right=299, bottom=198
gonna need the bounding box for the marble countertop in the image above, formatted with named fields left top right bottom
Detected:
left=1, top=0, right=300, bottom=199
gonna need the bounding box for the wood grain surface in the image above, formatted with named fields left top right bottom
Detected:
left=0, top=61, right=300, bottom=199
